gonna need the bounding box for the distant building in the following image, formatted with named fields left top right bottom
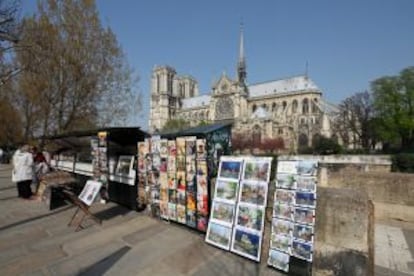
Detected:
left=149, top=27, right=337, bottom=152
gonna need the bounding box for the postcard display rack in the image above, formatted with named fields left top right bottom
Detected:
left=267, top=159, right=318, bottom=273
left=91, top=131, right=109, bottom=197
left=137, top=136, right=209, bottom=232
left=205, top=156, right=272, bottom=262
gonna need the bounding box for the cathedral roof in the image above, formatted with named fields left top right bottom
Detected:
left=181, top=95, right=211, bottom=109
left=248, top=75, right=320, bottom=97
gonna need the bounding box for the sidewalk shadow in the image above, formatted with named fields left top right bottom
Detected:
left=92, top=205, right=133, bottom=221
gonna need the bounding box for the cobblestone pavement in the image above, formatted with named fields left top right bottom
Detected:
left=1, top=164, right=413, bottom=275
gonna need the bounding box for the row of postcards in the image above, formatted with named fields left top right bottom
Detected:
left=268, top=160, right=318, bottom=273
left=137, top=137, right=209, bottom=231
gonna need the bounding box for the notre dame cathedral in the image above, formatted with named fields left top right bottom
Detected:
left=149, top=28, right=337, bottom=152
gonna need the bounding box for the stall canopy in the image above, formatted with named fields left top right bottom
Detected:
left=158, top=122, right=233, bottom=140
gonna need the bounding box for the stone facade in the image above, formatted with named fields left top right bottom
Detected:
left=149, top=29, right=336, bottom=152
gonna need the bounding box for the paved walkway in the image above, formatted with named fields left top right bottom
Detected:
left=1, top=164, right=414, bottom=275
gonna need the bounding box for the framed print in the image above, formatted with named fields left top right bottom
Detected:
left=297, top=160, right=318, bottom=176
left=242, top=157, right=272, bottom=183
left=273, top=203, right=294, bottom=221
left=293, top=224, right=314, bottom=243
left=236, top=204, right=265, bottom=232
left=292, top=240, right=313, bottom=262
left=239, top=181, right=267, bottom=206
left=271, top=218, right=293, bottom=236
left=115, top=155, right=133, bottom=176
left=274, top=189, right=295, bottom=205
left=78, top=180, right=102, bottom=206
left=177, top=205, right=186, bottom=224
left=214, top=179, right=239, bottom=202
left=295, top=192, right=316, bottom=208
left=275, top=174, right=297, bottom=190
left=294, top=207, right=315, bottom=225
left=211, top=201, right=235, bottom=225
left=206, top=222, right=232, bottom=250
left=217, top=157, right=243, bottom=180
left=231, top=227, right=262, bottom=262
left=296, top=176, right=317, bottom=192
left=268, top=249, right=290, bottom=272
left=277, top=161, right=298, bottom=174
left=196, top=139, right=207, bottom=160
left=168, top=203, right=177, bottom=221
left=270, top=233, right=291, bottom=253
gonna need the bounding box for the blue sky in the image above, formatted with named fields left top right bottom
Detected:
left=22, top=1, right=414, bottom=130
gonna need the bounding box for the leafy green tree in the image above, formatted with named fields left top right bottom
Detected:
left=372, top=66, right=414, bottom=151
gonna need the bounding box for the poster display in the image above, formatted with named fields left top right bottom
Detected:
left=196, top=139, right=209, bottom=231
left=206, top=156, right=272, bottom=262
left=267, top=159, right=318, bottom=272
left=79, top=180, right=103, bottom=206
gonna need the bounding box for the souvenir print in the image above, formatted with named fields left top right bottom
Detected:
left=295, top=192, right=316, bottom=208
left=176, top=156, right=186, bottom=171
left=116, top=155, right=133, bottom=176
left=176, top=171, right=186, bottom=190
left=160, top=139, right=168, bottom=158
left=176, top=138, right=186, bottom=156
left=196, top=139, right=207, bottom=160
left=218, top=158, right=243, bottom=180
left=271, top=218, right=293, bottom=236
left=177, top=190, right=186, bottom=206
left=206, top=222, right=232, bottom=250
left=296, top=176, right=317, bottom=192
left=186, top=191, right=196, bottom=210
left=186, top=209, right=197, bottom=228
left=275, top=173, right=297, bottom=190
left=168, top=140, right=177, bottom=157
left=197, top=216, right=208, bottom=232
left=277, top=160, right=298, bottom=174
left=215, top=179, right=239, bottom=202
left=292, top=240, right=313, bottom=262
left=274, top=189, right=295, bottom=205
left=268, top=249, right=290, bottom=272
left=186, top=138, right=196, bottom=156
left=168, top=189, right=177, bottom=204
left=297, top=160, right=318, bottom=176
left=160, top=157, right=168, bottom=173
left=242, top=158, right=272, bottom=183
left=273, top=203, right=294, bottom=221
left=270, top=233, right=291, bottom=253
left=236, top=204, right=265, bottom=232
left=160, top=201, right=169, bottom=219
left=197, top=161, right=208, bottom=176
left=197, top=193, right=209, bottom=216
left=167, top=157, right=176, bottom=172
left=211, top=201, right=235, bottom=225
left=293, top=224, right=314, bottom=243
left=294, top=207, right=315, bottom=225
left=239, top=181, right=267, bottom=206
left=177, top=205, right=186, bottom=224
left=231, top=227, right=262, bottom=262
left=168, top=173, right=176, bottom=189
left=168, top=203, right=177, bottom=221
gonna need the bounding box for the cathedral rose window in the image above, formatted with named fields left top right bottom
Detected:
left=215, top=97, right=234, bottom=120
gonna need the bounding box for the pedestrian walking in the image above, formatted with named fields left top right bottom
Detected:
left=12, top=144, right=35, bottom=199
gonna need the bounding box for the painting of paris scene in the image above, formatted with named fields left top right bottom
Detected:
left=270, top=233, right=291, bottom=253
left=218, top=159, right=243, bottom=180
left=242, top=159, right=271, bottom=182
left=275, top=189, right=296, bottom=205
left=277, top=160, right=298, bottom=174
left=295, top=192, right=316, bottom=208
left=276, top=174, right=297, bottom=190
left=293, top=224, right=314, bottom=243
left=272, top=218, right=293, bottom=236
left=231, top=228, right=261, bottom=261
left=211, top=201, right=235, bottom=225
left=296, top=176, right=317, bottom=192
left=294, top=207, right=315, bottom=225
left=239, top=181, right=267, bottom=206
left=268, top=249, right=290, bottom=272
left=292, top=240, right=313, bottom=262
left=206, top=222, right=232, bottom=250
left=273, top=203, right=294, bottom=221
left=215, top=179, right=239, bottom=202
left=297, top=160, right=318, bottom=176
left=236, top=204, right=264, bottom=232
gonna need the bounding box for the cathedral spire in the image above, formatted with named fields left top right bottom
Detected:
left=237, top=21, right=247, bottom=86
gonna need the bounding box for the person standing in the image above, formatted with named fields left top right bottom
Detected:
left=12, top=145, right=34, bottom=199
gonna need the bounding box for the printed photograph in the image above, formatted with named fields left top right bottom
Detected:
left=196, top=139, right=207, bottom=159
left=293, top=224, right=314, bottom=243
left=168, top=174, right=176, bottom=189
left=197, top=193, right=209, bottom=216
left=275, top=174, right=297, bottom=190
left=236, top=204, right=264, bottom=232
left=218, top=159, right=243, bottom=180
left=197, top=216, right=208, bottom=232
left=176, top=138, right=186, bottom=156
left=292, top=240, right=313, bottom=262
left=239, top=181, right=267, bottom=206
left=177, top=205, right=186, bottom=224
left=167, top=157, right=176, bottom=172
left=168, top=189, right=177, bottom=204
left=168, top=140, right=177, bottom=157
left=197, top=176, right=208, bottom=198
left=186, top=159, right=196, bottom=175
left=271, top=218, right=293, bottom=236
left=168, top=203, right=177, bottom=221
left=160, top=140, right=169, bottom=157
left=187, top=191, right=196, bottom=210
left=138, top=157, right=146, bottom=173
left=186, top=209, right=197, bottom=228
left=211, top=201, right=235, bottom=224
left=296, top=176, right=317, bottom=192
left=273, top=203, right=294, bottom=221
left=186, top=138, right=196, bottom=156
left=268, top=249, right=290, bottom=272
left=243, top=159, right=271, bottom=182
left=160, top=157, right=168, bottom=173
left=295, top=192, right=316, bottom=208
left=274, top=189, right=295, bottom=205
left=176, top=171, right=186, bottom=190
left=270, top=233, right=291, bottom=253
left=138, top=141, right=148, bottom=158
left=231, top=227, right=261, bottom=261
left=277, top=161, right=298, bottom=174
left=297, top=160, right=318, bottom=176
left=197, top=161, right=208, bottom=176
left=160, top=202, right=168, bottom=219
left=176, top=156, right=186, bottom=171
left=215, top=179, right=239, bottom=202
left=294, top=207, right=315, bottom=225
left=206, top=222, right=232, bottom=250
left=159, top=188, right=168, bottom=202
left=177, top=190, right=186, bottom=206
